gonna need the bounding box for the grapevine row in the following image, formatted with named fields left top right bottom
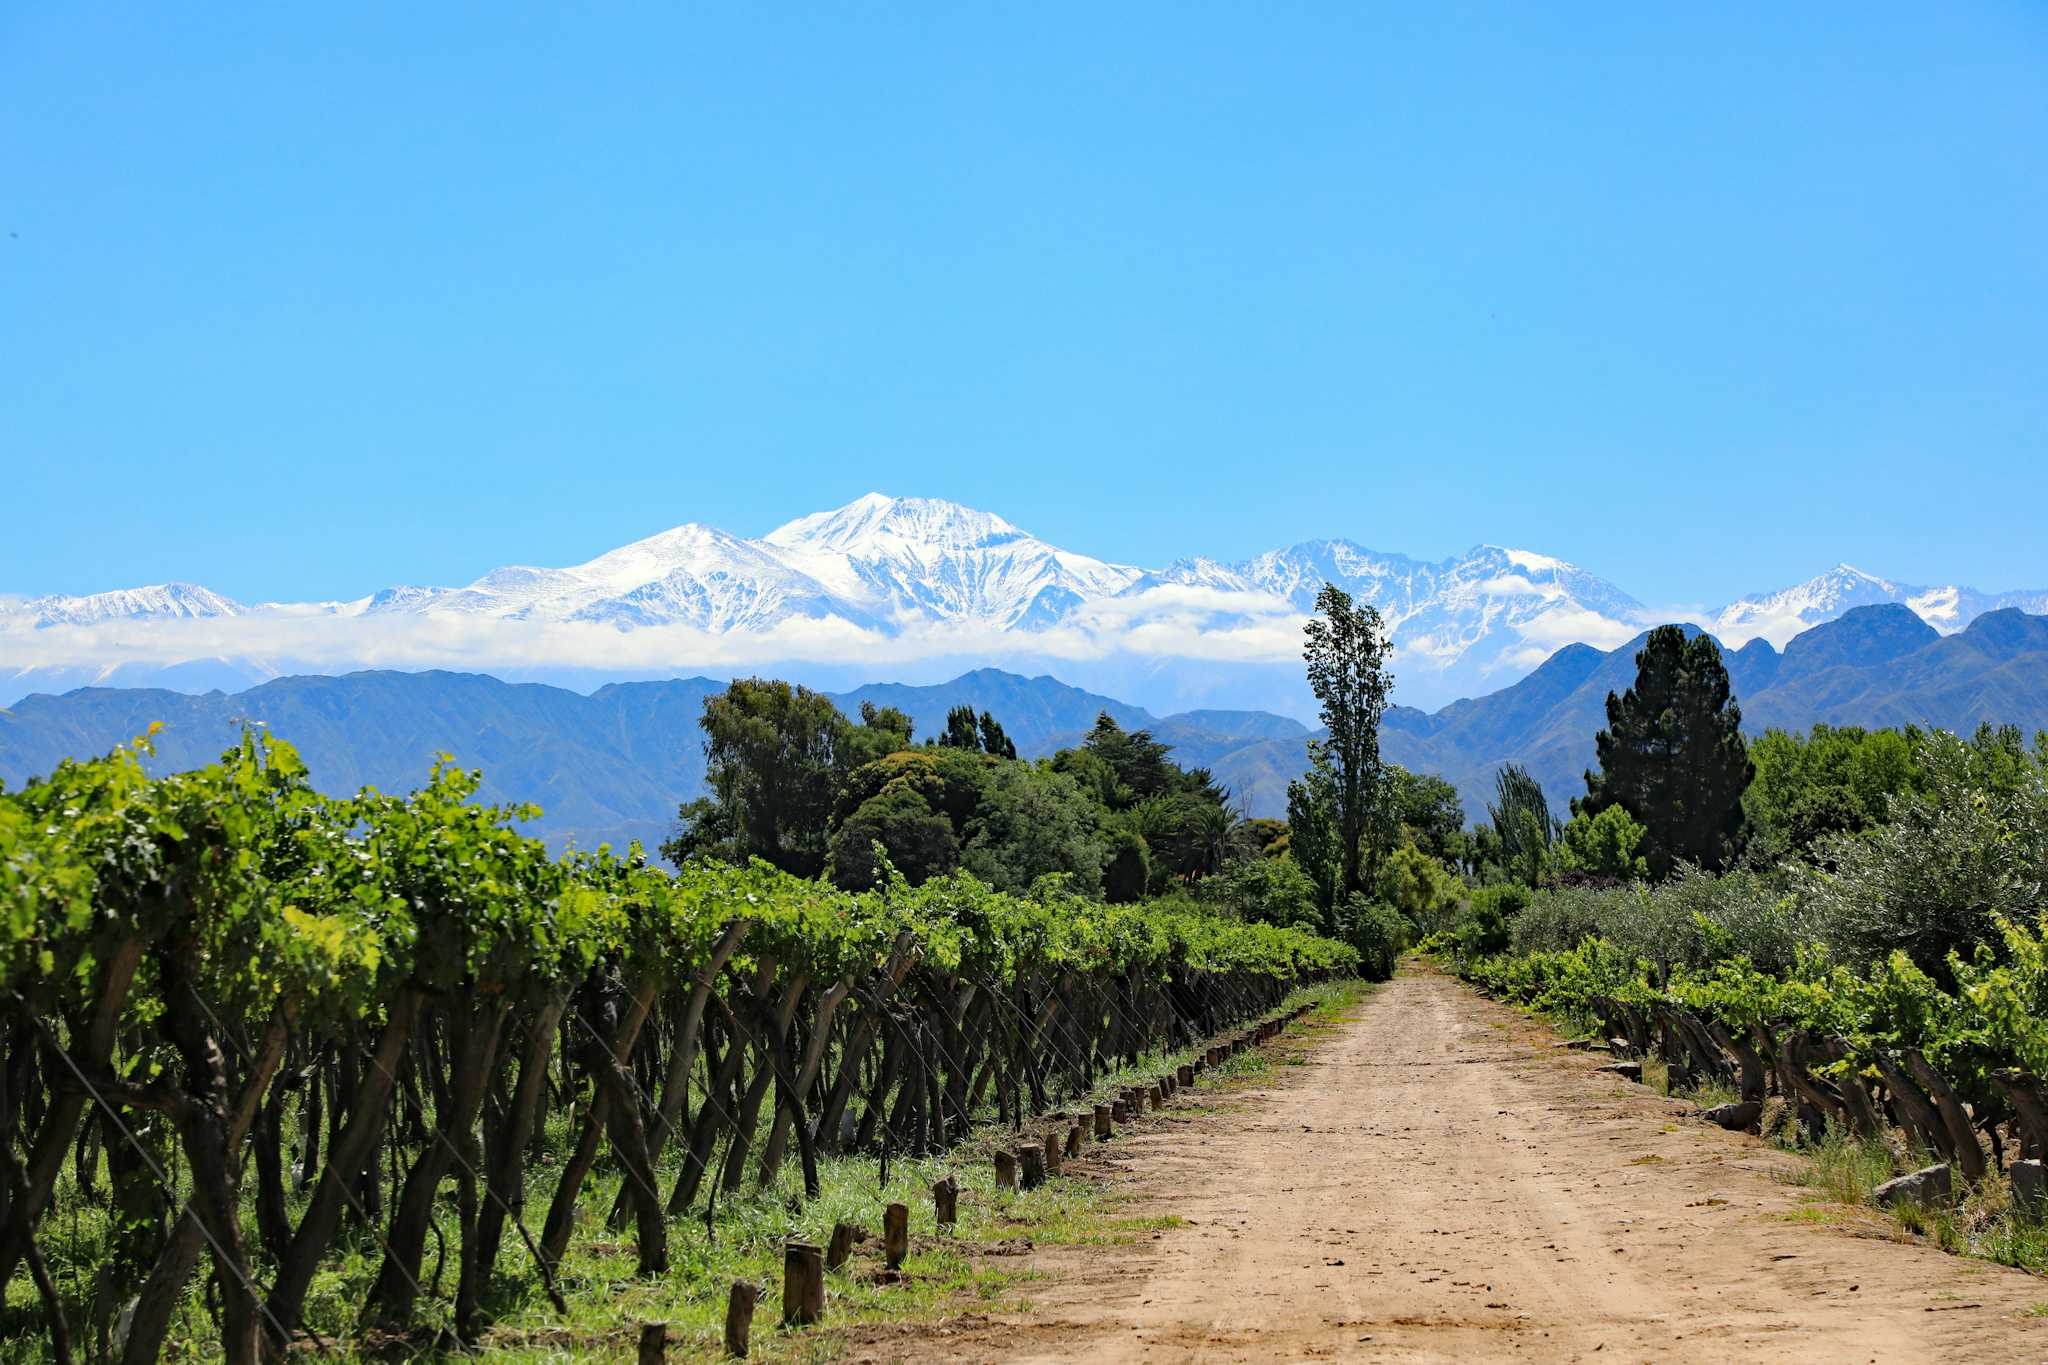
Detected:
left=0, top=732, right=1355, bottom=1362
left=1444, top=927, right=2048, bottom=1184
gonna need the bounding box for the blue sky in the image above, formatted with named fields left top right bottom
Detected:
left=4, top=4, right=2044, bottom=606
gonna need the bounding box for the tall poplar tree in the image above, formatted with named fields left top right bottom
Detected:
left=1575, top=625, right=1753, bottom=877
left=1300, top=582, right=1396, bottom=899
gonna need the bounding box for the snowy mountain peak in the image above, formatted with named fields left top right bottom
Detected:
left=764, top=493, right=1026, bottom=553
left=18, top=582, right=245, bottom=628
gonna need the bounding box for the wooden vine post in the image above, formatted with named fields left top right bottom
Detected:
left=933, top=1174, right=958, bottom=1229
left=724, top=1282, right=757, bottom=1357
left=826, top=1221, right=859, bottom=1271
left=638, top=1322, right=667, bottom=1364
left=1019, top=1141, right=1046, bottom=1190
left=884, top=1202, right=909, bottom=1269
left=782, top=1241, right=824, bottom=1326
left=994, top=1150, right=1019, bottom=1191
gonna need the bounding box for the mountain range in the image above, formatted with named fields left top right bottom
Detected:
left=4, top=603, right=2044, bottom=850
left=6, top=494, right=2046, bottom=714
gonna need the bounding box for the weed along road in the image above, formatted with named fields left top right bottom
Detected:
left=891, top=968, right=2048, bottom=1363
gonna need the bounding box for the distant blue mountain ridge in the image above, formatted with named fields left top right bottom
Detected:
left=1, top=605, right=2042, bottom=850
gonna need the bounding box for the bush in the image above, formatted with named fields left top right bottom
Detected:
left=1198, top=855, right=1325, bottom=931
left=1339, top=893, right=1411, bottom=982
left=1557, top=805, right=1650, bottom=880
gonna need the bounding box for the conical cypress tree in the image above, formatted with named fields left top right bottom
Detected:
left=1575, top=625, right=1752, bottom=877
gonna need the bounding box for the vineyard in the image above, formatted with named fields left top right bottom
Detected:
left=1439, top=920, right=2048, bottom=1232
left=0, top=730, right=1354, bottom=1363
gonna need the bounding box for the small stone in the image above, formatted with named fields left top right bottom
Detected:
left=1872, top=1163, right=1951, bottom=1211
left=2010, top=1159, right=2046, bottom=1221
left=1700, top=1100, right=1762, bottom=1131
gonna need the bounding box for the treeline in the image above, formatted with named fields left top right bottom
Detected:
left=0, top=729, right=1352, bottom=1364
left=661, top=683, right=1258, bottom=901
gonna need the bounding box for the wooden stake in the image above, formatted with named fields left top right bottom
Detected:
left=1178, top=1064, right=1195, bottom=1087
left=1065, top=1124, right=1082, bottom=1159
left=1110, top=1099, right=1127, bottom=1124
left=723, top=1283, right=757, bottom=1358
left=639, top=1321, right=667, bottom=1365
left=1018, top=1142, right=1046, bottom=1190
left=1094, top=1103, right=1112, bottom=1139
left=1147, top=1085, right=1163, bottom=1111
left=826, top=1221, right=858, bottom=1271
left=782, top=1241, right=824, bottom=1326
left=933, top=1174, right=958, bottom=1229
left=1043, top=1129, right=1063, bottom=1175
left=993, top=1149, right=1019, bottom=1191
left=883, top=1202, right=909, bottom=1269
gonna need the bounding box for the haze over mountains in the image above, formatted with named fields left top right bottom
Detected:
left=4, top=603, right=2044, bottom=852
left=6, top=495, right=2046, bottom=714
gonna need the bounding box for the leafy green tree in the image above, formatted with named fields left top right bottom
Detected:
left=662, top=677, right=850, bottom=877
left=960, top=762, right=1107, bottom=895
left=1389, top=766, right=1465, bottom=866
left=1576, top=626, right=1753, bottom=878
left=1375, top=842, right=1460, bottom=935
left=826, top=785, right=959, bottom=890
left=1285, top=742, right=1342, bottom=912
left=1100, top=823, right=1151, bottom=903
left=1336, top=893, right=1409, bottom=982
left=977, top=710, right=1018, bottom=760
left=845, top=701, right=915, bottom=767
left=1805, top=729, right=2048, bottom=979
left=939, top=704, right=982, bottom=750
left=1743, top=723, right=1920, bottom=862
left=1557, top=804, right=1650, bottom=881
left=1302, top=583, right=1396, bottom=898
left=1485, top=763, right=1556, bottom=885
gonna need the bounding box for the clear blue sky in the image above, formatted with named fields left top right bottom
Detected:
left=4, top=4, right=2043, bottom=606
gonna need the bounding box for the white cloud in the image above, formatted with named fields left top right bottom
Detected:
left=0, top=588, right=1315, bottom=685
left=1474, top=574, right=1566, bottom=601
left=1511, top=605, right=1641, bottom=651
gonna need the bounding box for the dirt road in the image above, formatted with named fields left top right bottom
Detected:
left=887, top=968, right=2048, bottom=1363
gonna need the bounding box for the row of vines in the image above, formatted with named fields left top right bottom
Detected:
left=0, top=731, right=1356, bottom=1363
left=1443, top=927, right=2048, bottom=1188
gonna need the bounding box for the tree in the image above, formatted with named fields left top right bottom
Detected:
left=939, top=705, right=982, bottom=750
left=846, top=702, right=915, bottom=767
left=959, top=762, right=1107, bottom=895
left=1576, top=626, right=1753, bottom=878
left=1389, top=766, right=1465, bottom=866
left=1285, top=743, right=1342, bottom=913
left=663, top=678, right=849, bottom=878
left=1302, top=583, right=1396, bottom=898
left=1557, top=805, right=1650, bottom=881
left=1485, top=764, right=1557, bottom=885
left=827, top=786, right=959, bottom=890
left=977, top=710, right=1018, bottom=761
left=1743, top=724, right=1920, bottom=863
left=1375, top=842, right=1460, bottom=935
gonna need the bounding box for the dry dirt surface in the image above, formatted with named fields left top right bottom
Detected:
left=866, top=967, right=2048, bottom=1364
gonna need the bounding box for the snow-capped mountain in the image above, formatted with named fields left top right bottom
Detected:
left=5, top=494, right=2042, bottom=713
left=1709, top=564, right=2048, bottom=646
left=9, top=582, right=247, bottom=627
left=1146, top=541, right=1645, bottom=680
left=350, top=494, right=1146, bottom=633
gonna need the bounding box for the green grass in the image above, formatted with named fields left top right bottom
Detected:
left=2, top=979, right=1368, bottom=1363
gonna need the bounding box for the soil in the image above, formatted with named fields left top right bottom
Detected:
left=859, top=966, right=2048, bottom=1363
